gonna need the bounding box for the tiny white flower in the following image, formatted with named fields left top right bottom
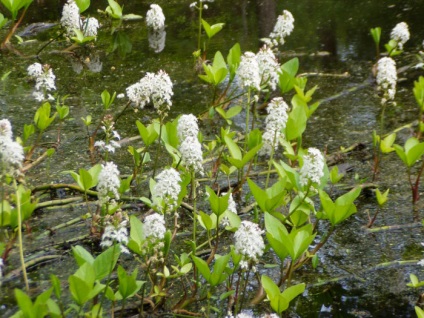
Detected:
left=238, top=52, right=261, bottom=91
left=299, top=148, right=325, bottom=187
left=101, top=221, right=129, bottom=254
left=376, top=57, right=397, bottom=104
left=152, top=168, right=182, bottom=213
left=234, top=221, right=265, bottom=264
left=0, top=119, right=24, bottom=175
left=260, top=97, right=289, bottom=156
left=269, top=10, right=294, bottom=46
left=177, top=114, right=199, bottom=142
left=60, top=0, right=81, bottom=36
left=117, top=93, right=125, bottom=99
left=256, top=45, right=281, bottom=90
left=179, top=136, right=204, bottom=175
left=97, top=162, right=121, bottom=204
left=390, top=22, right=410, bottom=50
left=146, top=4, right=165, bottom=31
left=144, top=213, right=166, bottom=242
left=418, top=259, right=424, bottom=267
left=82, top=17, right=99, bottom=37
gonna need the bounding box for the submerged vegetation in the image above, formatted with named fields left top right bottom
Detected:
left=1, top=0, right=424, bottom=317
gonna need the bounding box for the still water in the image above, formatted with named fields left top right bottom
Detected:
left=1, top=0, right=424, bottom=316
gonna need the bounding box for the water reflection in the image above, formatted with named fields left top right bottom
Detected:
left=148, top=28, right=166, bottom=53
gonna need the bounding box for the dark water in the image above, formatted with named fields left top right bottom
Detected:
left=1, top=0, right=424, bottom=317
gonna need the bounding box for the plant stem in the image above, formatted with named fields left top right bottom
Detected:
left=13, top=180, right=29, bottom=292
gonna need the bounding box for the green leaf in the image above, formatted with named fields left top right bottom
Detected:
left=380, top=133, right=396, bottom=153
left=285, top=101, right=307, bottom=141
left=279, top=58, right=299, bottom=93
left=72, top=245, right=94, bottom=267
left=75, top=0, right=90, bottom=13
left=227, top=43, right=241, bottom=81
left=106, top=0, right=122, bottom=19
left=370, top=27, right=381, bottom=46
left=198, top=210, right=214, bottom=230
left=261, top=275, right=280, bottom=300
left=128, top=215, right=145, bottom=255
left=376, top=188, right=389, bottom=206
left=281, top=283, right=305, bottom=304
left=192, top=255, right=211, bottom=282
left=201, top=19, right=224, bottom=39
left=14, top=289, right=33, bottom=316
left=79, top=168, right=93, bottom=191
left=416, top=306, right=424, bottom=318
left=93, top=244, right=121, bottom=281
left=224, top=135, right=242, bottom=160
left=210, top=254, right=230, bottom=286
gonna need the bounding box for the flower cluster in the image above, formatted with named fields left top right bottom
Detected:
left=260, top=97, right=289, bottom=156
left=390, top=22, right=410, bottom=50
left=256, top=45, right=281, bottom=90
left=0, top=119, right=24, bottom=176
left=82, top=17, right=100, bottom=37
left=146, top=4, right=165, bottom=31
left=97, top=162, right=121, bottom=204
left=179, top=137, right=204, bottom=175
left=177, top=114, right=199, bottom=141
left=126, top=70, right=173, bottom=115
left=238, top=52, right=261, bottom=91
left=94, top=115, right=121, bottom=154
left=152, top=168, right=182, bottom=213
left=60, top=0, right=81, bottom=35
left=299, top=148, right=325, bottom=187
left=376, top=57, right=397, bottom=104
left=234, top=221, right=265, bottom=270
left=101, top=219, right=129, bottom=254
left=143, top=213, right=166, bottom=244
left=27, top=63, right=56, bottom=102
left=60, top=0, right=99, bottom=38
left=178, top=113, right=204, bottom=175
left=268, top=10, right=295, bottom=46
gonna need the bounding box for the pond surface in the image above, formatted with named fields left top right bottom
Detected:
left=1, top=0, right=424, bottom=317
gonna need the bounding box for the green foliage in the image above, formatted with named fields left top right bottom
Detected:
left=0, top=185, right=38, bottom=228
left=393, top=137, right=424, bottom=168
left=101, top=90, right=116, bottom=110
left=136, top=120, right=159, bottom=146
left=68, top=164, right=101, bottom=192
left=407, top=274, right=424, bottom=288
left=227, top=43, right=241, bottom=81
left=205, top=186, right=229, bottom=216
left=127, top=215, right=145, bottom=255
left=201, top=19, right=224, bottom=39
left=105, top=0, right=122, bottom=19
left=115, top=266, right=144, bottom=300
left=69, top=262, right=105, bottom=306
left=74, top=0, right=90, bottom=13
left=0, top=0, right=32, bottom=20
left=0, top=13, right=8, bottom=29
left=34, top=102, right=56, bottom=132
left=329, top=166, right=344, bottom=184
left=192, top=253, right=230, bottom=287
left=318, top=187, right=361, bottom=226
left=414, top=76, right=424, bottom=111
left=248, top=178, right=287, bottom=217
left=370, top=27, right=381, bottom=47
left=416, top=306, right=424, bottom=318
left=198, top=50, right=228, bottom=86
left=215, top=105, right=242, bottom=125
left=261, top=275, right=305, bottom=314
left=71, top=28, right=96, bottom=44
left=279, top=58, right=299, bottom=94
left=12, top=288, right=60, bottom=318
left=375, top=188, right=389, bottom=206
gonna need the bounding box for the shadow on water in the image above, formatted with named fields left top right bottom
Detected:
left=1, top=0, right=424, bottom=316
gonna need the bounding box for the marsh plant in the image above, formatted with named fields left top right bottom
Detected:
left=1, top=1, right=424, bottom=317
